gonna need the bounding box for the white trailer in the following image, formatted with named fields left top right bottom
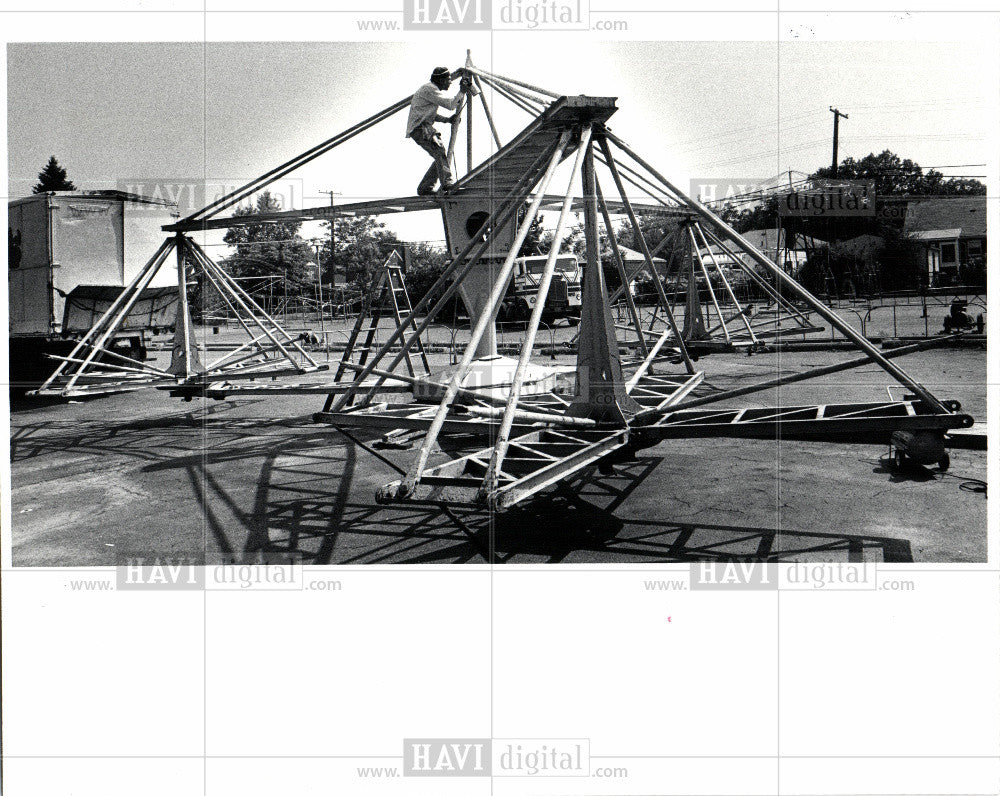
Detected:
left=8, top=190, right=178, bottom=384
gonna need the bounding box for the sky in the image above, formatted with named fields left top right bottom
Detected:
left=7, top=39, right=996, bottom=251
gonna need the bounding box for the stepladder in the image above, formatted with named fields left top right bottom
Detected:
left=328, top=254, right=432, bottom=408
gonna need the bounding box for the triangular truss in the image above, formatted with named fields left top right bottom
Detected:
left=671, top=217, right=825, bottom=352
left=30, top=234, right=324, bottom=398
left=589, top=215, right=826, bottom=360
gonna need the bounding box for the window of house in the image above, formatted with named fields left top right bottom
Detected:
left=940, top=243, right=957, bottom=264
left=968, top=239, right=983, bottom=255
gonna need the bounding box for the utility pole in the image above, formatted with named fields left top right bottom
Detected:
left=319, top=189, right=341, bottom=320
left=278, top=242, right=287, bottom=328
left=311, top=238, right=327, bottom=357
left=829, top=107, right=848, bottom=176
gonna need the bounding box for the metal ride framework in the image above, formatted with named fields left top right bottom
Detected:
left=34, top=53, right=975, bottom=513
left=671, top=217, right=825, bottom=353
left=588, top=213, right=827, bottom=358
left=31, top=234, right=325, bottom=398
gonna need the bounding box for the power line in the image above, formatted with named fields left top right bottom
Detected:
left=688, top=138, right=831, bottom=170
left=838, top=134, right=984, bottom=142
left=662, top=110, right=828, bottom=153
left=690, top=137, right=989, bottom=172
left=847, top=97, right=991, bottom=110
left=666, top=115, right=829, bottom=159
left=199, top=238, right=308, bottom=247
left=669, top=105, right=988, bottom=161
left=702, top=168, right=985, bottom=207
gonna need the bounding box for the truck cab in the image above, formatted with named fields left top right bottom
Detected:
left=500, top=254, right=583, bottom=326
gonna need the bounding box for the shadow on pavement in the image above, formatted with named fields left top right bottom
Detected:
left=11, top=411, right=916, bottom=565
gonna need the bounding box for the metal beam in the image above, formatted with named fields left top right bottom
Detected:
left=567, top=134, right=642, bottom=423
left=644, top=401, right=972, bottom=444
left=481, top=124, right=592, bottom=498
left=602, top=128, right=952, bottom=414
left=39, top=238, right=176, bottom=396
left=688, top=225, right=730, bottom=344
left=595, top=174, right=649, bottom=359
left=691, top=222, right=759, bottom=344
left=332, top=139, right=563, bottom=412
left=597, top=134, right=695, bottom=374
left=472, top=74, right=502, bottom=150
left=182, top=237, right=318, bottom=370
left=637, top=334, right=970, bottom=421
left=464, top=65, right=561, bottom=100
left=394, top=131, right=572, bottom=500
left=179, top=91, right=417, bottom=225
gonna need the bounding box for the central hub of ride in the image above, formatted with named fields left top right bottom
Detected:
left=438, top=94, right=618, bottom=361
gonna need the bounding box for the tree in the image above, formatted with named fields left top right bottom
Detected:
left=615, top=213, right=683, bottom=254
left=540, top=222, right=585, bottom=258
left=810, top=150, right=986, bottom=197
left=719, top=195, right=780, bottom=234
left=32, top=156, right=76, bottom=193
left=518, top=208, right=545, bottom=256
left=401, top=242, right=449, bottom=305
left=326, top=215, right=402, bottom=292
left=221, top=191, right=314, bottom=289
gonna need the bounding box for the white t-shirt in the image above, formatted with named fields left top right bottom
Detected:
left=405, top=82, right=463, bottom=137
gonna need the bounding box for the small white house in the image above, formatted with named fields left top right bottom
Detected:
left=903, top=197, right=986, bottom=287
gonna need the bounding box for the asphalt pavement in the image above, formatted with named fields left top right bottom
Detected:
left=9, top=341, right=986, bottom=565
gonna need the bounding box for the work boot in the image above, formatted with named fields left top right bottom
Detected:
left=433, top=183, right=455, bottom=204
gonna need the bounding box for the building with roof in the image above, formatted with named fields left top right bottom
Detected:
left=599, top=244, right=668, bottom=293
left=903, top=196, right=986, bottom=286
left=612, top=244, right=667, bottom=271
left=697, top=228, right=825, bottom=275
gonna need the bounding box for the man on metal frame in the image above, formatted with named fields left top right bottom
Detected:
left=406, top=66, right=470, bottom=196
